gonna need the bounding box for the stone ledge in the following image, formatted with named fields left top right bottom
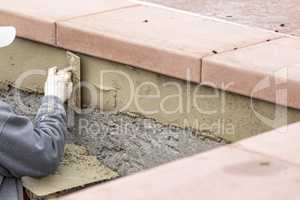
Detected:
left=202, top=37, right=300, bottom=109
left=56, top=5, right=278, bottom=82
left=0, top=0, right=137, bottom=45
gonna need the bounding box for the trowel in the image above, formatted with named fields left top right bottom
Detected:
left=64, top=51, right=81, bottom=129
left=66, top=51, right=81, bottom=110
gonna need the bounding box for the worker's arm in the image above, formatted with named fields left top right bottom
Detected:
left=0, top=67, right=72, bottom=178
left=0, top=96, right=66, bottom=178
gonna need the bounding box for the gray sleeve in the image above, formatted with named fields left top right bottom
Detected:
left=0, top=96, right=67, bottom=178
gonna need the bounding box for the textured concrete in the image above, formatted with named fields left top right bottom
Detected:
left=1, top=38, right=300, bottom=142
left=144, top=0, right=300, bottom=36
left=22, top=144, right=118, bottom=198
left=0, top=88, right=223, bottom=181
left=202, top=37, right=300, bottom=109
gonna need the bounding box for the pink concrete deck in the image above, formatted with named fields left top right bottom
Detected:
left=0, top=0, right=137, bottom=44
left=202, top=36, right=300, bottom=109
left=56, top=5, right=279, bottom=82
left=57, top=122, right=300, bottom=200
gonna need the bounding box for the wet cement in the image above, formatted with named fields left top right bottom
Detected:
left=22, top=144, right=118, bottom=198
left=0, top=87, right=225, bottom=176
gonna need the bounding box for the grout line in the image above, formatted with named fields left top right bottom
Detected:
left=54, top=21, right=58, bottom=46
left=199, top=35, right=288, bottom=83
left=53, top=0, right=291, bottom=83
left=199, top=58, right=202, bottom=83
left=201, top=35, right=287, bottom=60
left=130, top=0, right=290, bottom=84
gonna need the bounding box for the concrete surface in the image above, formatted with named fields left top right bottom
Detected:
left=1, top=0, right=287, bottom=83
left=202, top=37, right=300, bottom=109
left=56, top=5, right=280, bottom=82
left=144, top=0, right=300, bottom=36
left=0, top=38, right=68, bottom=93
left=22, top=144, right=118, bottom=198
left=80, top=52, right=300, bottom=142
left=0, top=0, right=136, bottom=44
left=235, top=122, right=300, bottom=165
left=0, top=88, right=225, bottom=177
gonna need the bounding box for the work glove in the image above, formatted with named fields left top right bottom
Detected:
left=44, top=66, right=73, bottom=103
left=0, top=26, right=16, bottom=48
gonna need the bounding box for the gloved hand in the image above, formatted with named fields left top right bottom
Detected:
left=44, top=66, right=73, bottom=102
left=0, top=26, right=16, bottom=48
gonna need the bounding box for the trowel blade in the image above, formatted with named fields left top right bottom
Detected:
left=66, top=52, right=81, bottom=129
left=66, top=51, right=81, bottom=111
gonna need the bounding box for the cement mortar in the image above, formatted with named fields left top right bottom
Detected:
left=0, top=88, right=225, bottom=176
left=22, top=144, right=118, bottom=198
left=80, top=53, right=300, bottom=142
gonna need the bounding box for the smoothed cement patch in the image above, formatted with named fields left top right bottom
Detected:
left=22, top=144, right=118, bottom=198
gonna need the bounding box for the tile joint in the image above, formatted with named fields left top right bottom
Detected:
left=202, top=35, right=287, bottom=60
left=199, top=35, right=288, bottom=84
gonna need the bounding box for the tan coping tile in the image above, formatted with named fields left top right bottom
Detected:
left=57, top=5, right=280, bottom=82
left=0, top=0, right=137, bottom=45
left=56, top=144, right=300, bottom=200
left=202, top=36, right=300, bottom=109
left=234, top=122, right=300, bottom=166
